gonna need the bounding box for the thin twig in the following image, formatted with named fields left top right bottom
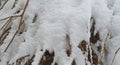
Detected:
left=3, top=18, right=12, bottom=31
left=12, top=0, right=18, bottom=9
left=0, top=27, right=11, bottom=40
left=111, top=48, right=120, bottom=65
left=0, top=27, right=10, bottom=45
left=0, top=17, right=12, bottom=31
left=0, top=15, right=21, bottom=21
left=101, top=34, right=109, bottom=64
left=17, top=55, right=30, bottom=60
left=4, top=0, right=29, bottom=52
left=0, top=0, right=8, bottom=10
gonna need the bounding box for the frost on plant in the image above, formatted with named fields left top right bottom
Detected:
left=0, top=0, right=120, bottom=65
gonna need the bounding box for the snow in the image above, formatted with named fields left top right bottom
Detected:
left=0, top=0, right=120, bottom=65
left=106, top=0, right=120, bottom=65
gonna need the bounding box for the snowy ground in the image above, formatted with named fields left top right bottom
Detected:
left=0, top=0, right=120, bottom=65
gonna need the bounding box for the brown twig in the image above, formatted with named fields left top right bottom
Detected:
left=111, top=48, right=120, bottom=65
left=4, top=0, right=29, bottom=52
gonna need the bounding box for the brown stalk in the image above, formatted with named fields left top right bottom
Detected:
left=4, top=0, right=29, bottom=52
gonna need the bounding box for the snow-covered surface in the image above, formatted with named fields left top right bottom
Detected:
left=0, top=0, right=120, bottom=65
